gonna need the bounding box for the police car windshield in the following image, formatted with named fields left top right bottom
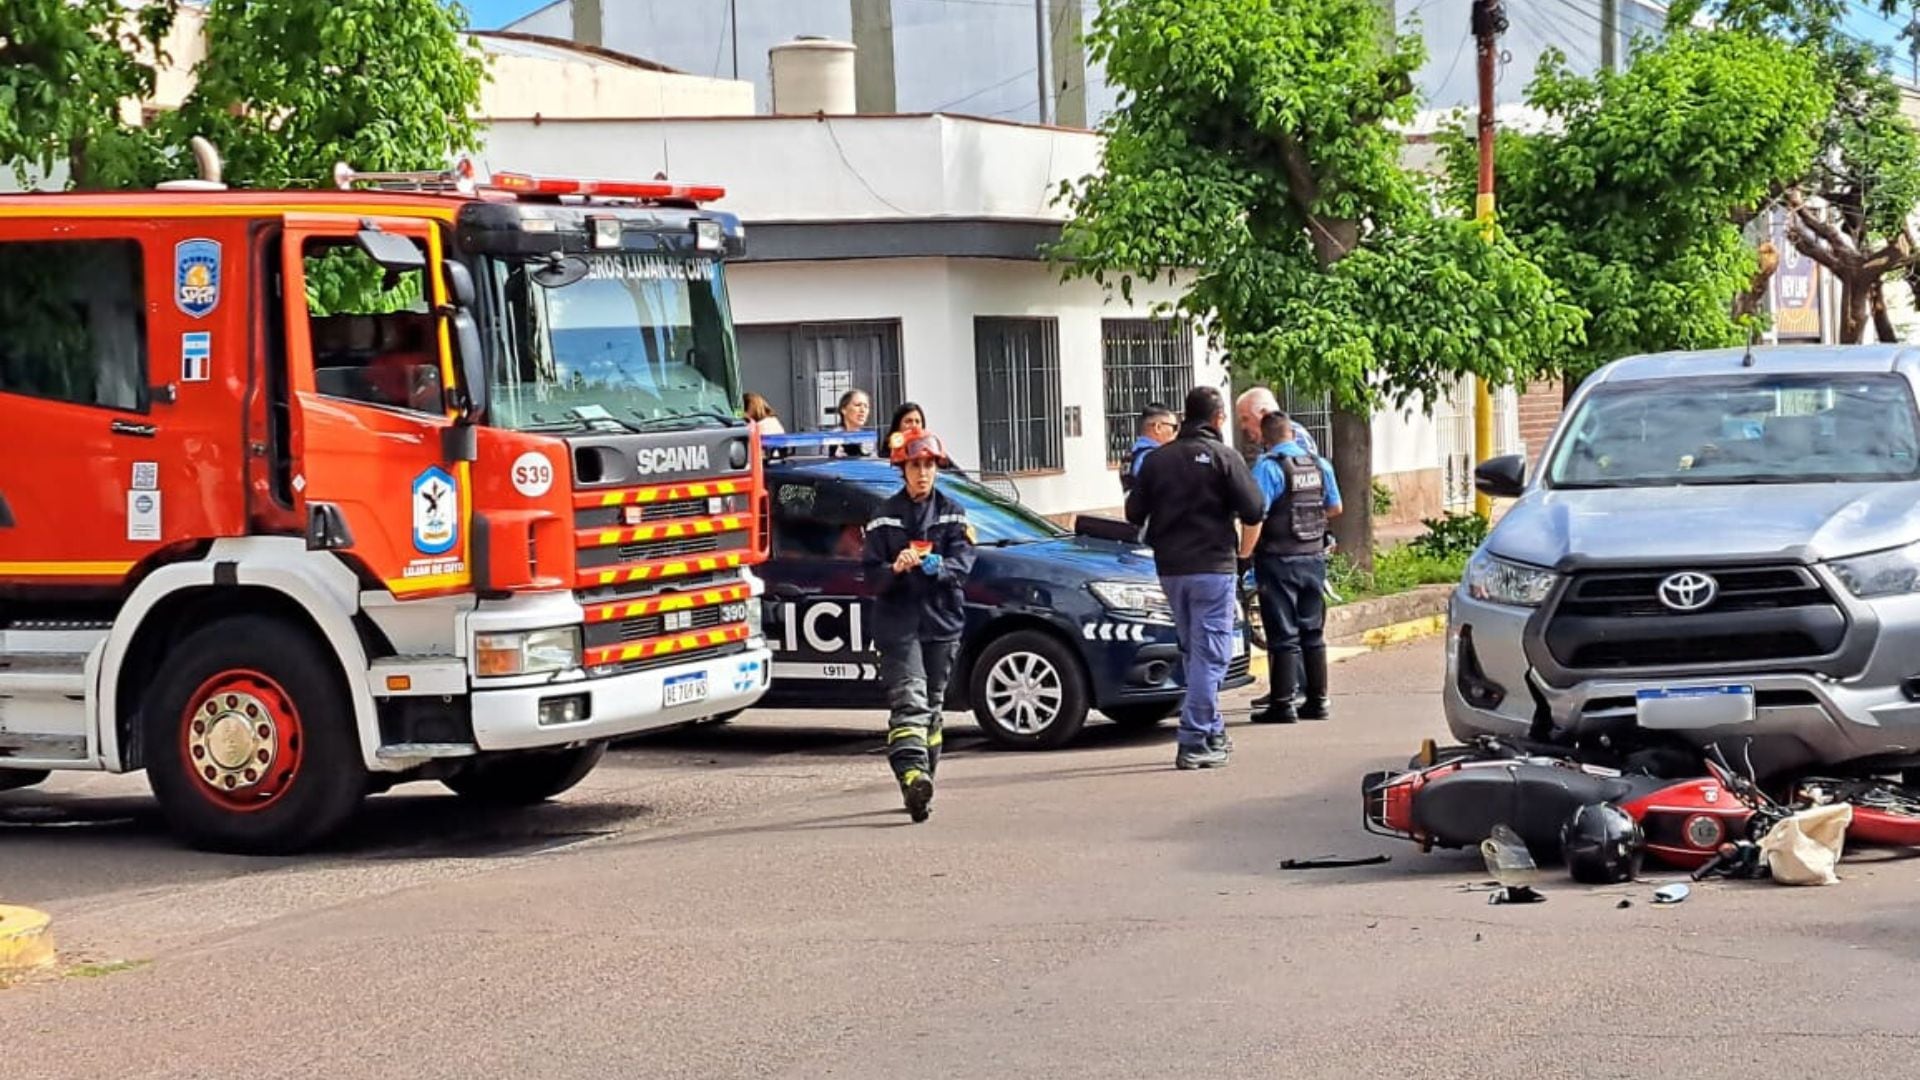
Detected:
left=480, top=254, right=743, bottom=433
left=934, top=475, right=1066, bottom=544
left=1548, top=374, right=1920, bottom=489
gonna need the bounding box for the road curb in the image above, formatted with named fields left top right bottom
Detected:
left=1358, top=613, right=1449, bottom=649
left=0, top=905, right=55, bottom=975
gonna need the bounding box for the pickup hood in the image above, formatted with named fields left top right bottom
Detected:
left=1491, top=483, right=1920, bottom=568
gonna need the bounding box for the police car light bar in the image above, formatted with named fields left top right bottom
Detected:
left=760, top=431, right=879, bottom=457
left=488, top=171, right=727, bottom=203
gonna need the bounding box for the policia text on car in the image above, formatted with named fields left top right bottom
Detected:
left=860, top=430, right=977, bottom=822
left=1242, top=412, right=1343, bottom=724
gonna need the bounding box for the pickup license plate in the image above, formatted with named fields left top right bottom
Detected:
left=664, top=672, right=709, bottom=708
left=1635, top=685, right=1754, bottom=729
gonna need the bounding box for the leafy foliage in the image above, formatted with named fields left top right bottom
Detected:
left=1408, top=512, right=1489, bottom=560
left=159, top=0, right=488, bottom=189
left=1369, top=477, right=1394, bottom=518
left=1442, top=31, right=1828, bottom=380
left=1326, top=544, right=1467, bottom=605
left=0, top=1, right=177, bottom=188
left=1058, top=0, right=1583, bottom=415
left=1667, top=1, right=1920, bottom=342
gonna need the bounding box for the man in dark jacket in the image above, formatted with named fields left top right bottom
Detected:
left=861, top=430, right=976, bottom=821
left=1125, top=386, right=1265, bottom=770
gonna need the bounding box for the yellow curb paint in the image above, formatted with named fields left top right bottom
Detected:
left=0, top=905, right=55, bottom=974
left=1359, top=613, right=1449, bottom=650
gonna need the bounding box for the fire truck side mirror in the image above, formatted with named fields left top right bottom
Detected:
left=450, top=309, right=489, bottom=426
left=356, top=227, right=425, bottom=271
left=442, top=259, right=477, bottom=308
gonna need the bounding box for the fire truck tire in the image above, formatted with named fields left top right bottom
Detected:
left=442, top=742, right=607, bottom=805
left=0, top=769, right=50, bottom=793
left=142, top=617, right=366, bottom=855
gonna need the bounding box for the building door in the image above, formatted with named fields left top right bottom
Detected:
left=736, top=320, right=904, bottom=432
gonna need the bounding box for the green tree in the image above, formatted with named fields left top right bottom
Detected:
left=1442, top=31, right=1829, bottom=384
left=1056, top=0, right=1582, bottom=559
left=0, top=0, right=177, bottom=189
left=1669, top=0, right=1920, bottom=342
left=161, top=0, right=487, bottom=188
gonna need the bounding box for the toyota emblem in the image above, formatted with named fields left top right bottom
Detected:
left=1657, top=571, right=1719, bottom=612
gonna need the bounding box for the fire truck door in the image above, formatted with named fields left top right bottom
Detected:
left=280, top=216, right=472, bottom=597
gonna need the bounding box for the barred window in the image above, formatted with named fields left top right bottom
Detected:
left=974, top=317, right=1062, bottom=474
left=1101, top=319, right=1194, bottom=464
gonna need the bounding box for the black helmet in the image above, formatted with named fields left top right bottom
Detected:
left=1560, top=802, right=1645, bottom=884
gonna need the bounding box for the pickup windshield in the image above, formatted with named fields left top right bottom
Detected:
left=480, top=253, right=741, bottom=432
left=1548, top=373, right=1920, bottom=489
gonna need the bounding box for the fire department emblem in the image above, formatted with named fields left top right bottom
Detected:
left=174, top=238, right=222, bottom=318
left=411, top=466, right=459, bottom=556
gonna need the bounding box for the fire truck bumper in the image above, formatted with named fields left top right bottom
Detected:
left=468, top=647, right=773, bottom=752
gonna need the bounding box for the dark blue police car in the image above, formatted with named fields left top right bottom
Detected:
left=746, top=433, right=1253, bottom=749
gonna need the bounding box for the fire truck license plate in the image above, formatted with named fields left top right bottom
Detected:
left=664, top=673, right=709, bottom=708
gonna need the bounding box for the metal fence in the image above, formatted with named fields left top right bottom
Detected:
left=974, top=317, right=1064, bottom=474
left=1100, top=319, right=1195, bottom=464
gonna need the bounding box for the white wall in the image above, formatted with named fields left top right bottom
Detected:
left=728, top=256, right=1222, bottom=517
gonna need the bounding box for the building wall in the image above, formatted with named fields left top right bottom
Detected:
left=478, top=40, right=755, bottom=120
left=727, top=256, right=1224, bottom=518
left=1515, top=378, right=1567, bottom=463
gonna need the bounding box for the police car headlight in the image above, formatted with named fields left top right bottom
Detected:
left=1465, top=551, right=1557, bottom=608
left=475, top=627, right=581, bottom=677
left=1831, top=544, right=1920, bottom=599
left=1089, top=581, right=1173, bottom=622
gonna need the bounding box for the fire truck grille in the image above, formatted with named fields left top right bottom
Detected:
left=617, top=535, right=722, bottom=563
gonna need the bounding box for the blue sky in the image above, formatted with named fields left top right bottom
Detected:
left=458, top=0, right=550, bottom=30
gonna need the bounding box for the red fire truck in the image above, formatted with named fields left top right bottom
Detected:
left=0, top=155, right=772, bottom=852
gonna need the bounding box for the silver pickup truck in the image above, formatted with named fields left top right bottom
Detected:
left=1445, top=345, right=1920, bottom=779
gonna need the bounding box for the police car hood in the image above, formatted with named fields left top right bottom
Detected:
left=1490, top=482, right=1920, bottom=568
left=989, top=535, right=1160, bottom=581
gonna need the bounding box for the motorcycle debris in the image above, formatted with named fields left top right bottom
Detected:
left=1488, top=885, right=1546, bottom=905
left=1652, top=883, right=1691, bottom=905
left=1281, top=854, right=1391, bottom=870
left=1616, top=899, right=1632, bottom=909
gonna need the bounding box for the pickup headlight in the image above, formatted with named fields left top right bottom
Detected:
left=1089, top=580, right=1174, bottom=622
left=1831, top=544, right=1920, bottom=599
left=1465, top=551, right=1558, bottom=607
left=475, top=627, right=581, bottom=677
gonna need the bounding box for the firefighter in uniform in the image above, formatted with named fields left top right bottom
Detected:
left=1245, top=412, right=1342, bottom=724
left=861, top=429, right=976, bottom=821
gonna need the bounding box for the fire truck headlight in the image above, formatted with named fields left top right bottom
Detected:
left=694, top=219, right=724, bottom=252
left=591, top=216, right=623, bottom=250
left=475, top=627, right=582, bottom=677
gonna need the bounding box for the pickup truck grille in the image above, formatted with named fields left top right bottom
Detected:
left=1545, top=565, right=1846, bottom=670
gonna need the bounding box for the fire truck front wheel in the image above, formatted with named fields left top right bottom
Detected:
left=442, top=742, right=607, bottom=806
left=142, top=616, right=366, bottom=855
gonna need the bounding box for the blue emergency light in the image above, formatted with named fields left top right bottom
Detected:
left=760, top=431, right=880, bottom=458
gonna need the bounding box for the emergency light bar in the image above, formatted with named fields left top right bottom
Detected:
left=760, top=431, right=879, bottom=458
left=488, top=171, right=727, bottom=203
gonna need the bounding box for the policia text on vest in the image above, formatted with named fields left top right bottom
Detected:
left=1243, top=413, right=1343, bottom=725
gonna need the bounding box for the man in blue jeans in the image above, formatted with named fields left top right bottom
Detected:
left=1125, top=386, right=1266, bottom=770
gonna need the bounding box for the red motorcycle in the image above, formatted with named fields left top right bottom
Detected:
left=1363, top=737, right=1920, bottom=872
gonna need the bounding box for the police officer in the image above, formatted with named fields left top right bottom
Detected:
left=861, top=429, right=976, bottom=821
left=1245, top=412, right=1342, bottom=724
left=1121, top=402, right=1177, bottom=496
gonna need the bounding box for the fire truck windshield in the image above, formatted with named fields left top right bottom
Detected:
left=480, top=252, right=743, bottom=433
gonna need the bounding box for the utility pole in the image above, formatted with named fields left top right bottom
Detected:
left=1600, top=0, right=1618, bottom=72
left=1034, top=0, right=1052, bottom=125
left=1471, top=0, right=1506, bottom=520
left=730, top=0, right=740, bottom=80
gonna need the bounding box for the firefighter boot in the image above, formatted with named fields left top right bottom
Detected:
left=1298, top=648, right=1331, bottom=721
left=901, top=768, right=935, bottom=823
left=1253, top=653, right=1299, bottom=724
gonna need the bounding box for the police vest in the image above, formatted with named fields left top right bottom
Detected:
left=1258, top=452, right=1328, bottom=557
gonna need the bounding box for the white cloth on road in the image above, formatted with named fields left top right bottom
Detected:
left=1760, top=803, right=1852, bottom=886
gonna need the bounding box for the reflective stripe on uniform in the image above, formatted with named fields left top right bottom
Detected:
left=887, top=726, right=925, bottom=743
left=866, top=517, right=904, bottom=533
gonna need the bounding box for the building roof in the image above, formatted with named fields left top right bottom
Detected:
left=471, top=30, right=684, bottom=75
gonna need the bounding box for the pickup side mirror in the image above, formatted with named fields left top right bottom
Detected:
left=1474, top=454, right=1526, bottom=499
left=450, top=309, right=488, bottom=423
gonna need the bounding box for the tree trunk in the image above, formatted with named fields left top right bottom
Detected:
left=1840, top=277, right=1870, bottom=344
left=1872, top=279, right=1899, bottom=343
left=1330, top=408, right=1373, bottom=573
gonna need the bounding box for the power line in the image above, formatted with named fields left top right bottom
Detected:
left=934, top=66, right=1039, bottom=112
left=822, top=117, right=916, bottom=215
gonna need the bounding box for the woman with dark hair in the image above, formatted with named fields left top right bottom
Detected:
left=831, top=387, right=873, bottom=457
left=885, top=401, right=972, bottom=478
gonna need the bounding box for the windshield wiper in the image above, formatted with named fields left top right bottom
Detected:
left=637, top=404, right=735, bottom=431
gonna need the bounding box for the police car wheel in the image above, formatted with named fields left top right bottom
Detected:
left=969, top=630, right=1089, bottom=750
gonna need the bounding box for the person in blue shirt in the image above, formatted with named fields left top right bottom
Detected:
left=1121, top=402, right=1177, bottom=495
left=1241, top=411, right=1342, bottom=724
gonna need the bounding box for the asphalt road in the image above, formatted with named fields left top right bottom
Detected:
left=6, top=638, right=1920, bottom=1079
